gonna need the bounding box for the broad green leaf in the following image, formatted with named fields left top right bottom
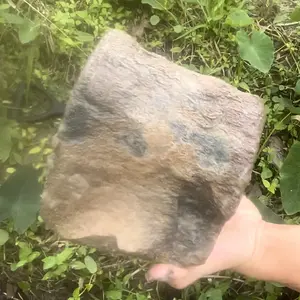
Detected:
left=10, top=167, right=43, bottom=233
left=273, top=96, right=300, bottom=114
left=11, top=263, right=18, bottom=271
left=61, top=36, right=76, bottom=46
left=42, top=256, right=57, bottom=270
left=265, top=282, right=276, bottom=294
left=0, top=4, right=10, bottom=10
left=262, top=179, right=270, bottom=188
left=290, top=7, right=300, bottom=22
left=19, top=246, right=32, bottom=261
left=88, top=247, right=97, bottom=254
left=225, top=9, right=253, bottom=27
left=182, top=0, right=206, bottom=3
left=106, top=290, right=122, bottom=300
left=247, top=183, right=284, bottom=224
left=27, top=251, right=40, bottom=262
left=43, top=148, right=53, bottom=155
left=270, top=281, right=285, bottom=288
left=15, top=260, right=27, bottom=268
left=0, top=229, right=9, bottom=245
left=42, top=271, right=53, bottom=280
left=70, top=261, right=87, bottom=270
left=6, top=168, right=16, bottom=174
left=126, top=295, right=134, bottom=300
left=217, top=280, right=231, bottom=293
left=282, top=99, right=300, bottom=115
left=0, top=123, right=13, bottom=162
left=18, top=281, right=31, bottom=292
left=280, top=141, right=300, bottom=214
left=17, top=242, right=29, bottom=249
left=236, top=30, right=274, bottom=73
left=56, top=247, right=74, bottom=264
left=238, top=81, right=250, bottom=92
left=206, top=288, right=222, bottom=300
left=295, top=79, right=300, bottom=95
left=85, top=283, right=93, bottom=291
left=77, top=246, right=87, bottom=256
left=115, top=278, right=123, bottom=290
left=141, top=0, right=166, bottom=10
left=73, top=287, right=80, bottom=299
left=76, top=10, right=88, bottom=18
left=52, top=263, right=68, bottom=276
left=84, top=255, right=97, bottom=274
left=251, top=197, right=284, bottom=224
left=18, top=20, right=40, bottom=44
left=136, top=294, right=147, bottom=300
left=170, top=46, right=182, bottom=53
left=123, top=273, right=132, bottom=284
left=150, top=15, right=160, bottom=25
left=0, top=166, right=42, bottom=228
left=273, top=13, right=289, bottom=24
left=261, top=167, right=272, bottom=179
left=29, top=146, right=41, bottom=154
left=173, top=25, right=183, bottom=33
left=2, top=12, right=24, bottom=24
left=198, top=294, right=206, bottom=300
left=75, top=30, right=94, bottom=42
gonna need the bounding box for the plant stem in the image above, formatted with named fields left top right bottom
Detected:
left=258, top=113, right=291, bottom=156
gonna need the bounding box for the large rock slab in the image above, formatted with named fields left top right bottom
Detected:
left=40, top=29, right=265, bottom=267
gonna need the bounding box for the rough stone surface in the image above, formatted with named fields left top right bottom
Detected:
left=40, top=29, right=266, bottom=267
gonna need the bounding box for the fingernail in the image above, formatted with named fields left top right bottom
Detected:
left=145, top=273, right=153, bottom=283
left=146, top=268, right=173, bottom=283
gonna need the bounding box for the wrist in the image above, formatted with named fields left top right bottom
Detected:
left=233, top=219, right=267, bottom=279
left=234, top=221, right=300, bottom=291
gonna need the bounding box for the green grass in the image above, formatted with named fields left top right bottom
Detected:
left=0, top=0, right=300, bottom=299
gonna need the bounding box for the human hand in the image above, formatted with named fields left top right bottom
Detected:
left=146, top=196, right=264, bottom=289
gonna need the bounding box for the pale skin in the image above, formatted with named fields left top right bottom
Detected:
left=146, top=196, right=300, bottom=292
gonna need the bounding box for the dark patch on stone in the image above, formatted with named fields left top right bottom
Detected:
left=83, top=90, right=127, bottom=128
left=176, top=179, right=223, bottom=241
left=73, top=81, right=108, bottom=112
left=117, top=129, right=148, bottom=157
left=172, top=178, right=225, bottom=262
left=169, top=122, right=189, bottom=142
left=84, top=91, right=115, bottom=116
left=169, top=121, right=228, bottom=166
left=189, top=133, right=228, bottom=164
left=60, top=104, right=90, bottom=140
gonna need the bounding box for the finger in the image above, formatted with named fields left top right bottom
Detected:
left=146, top=264, right=187, bottom=282
left=146, top=264, right=205, bottom=289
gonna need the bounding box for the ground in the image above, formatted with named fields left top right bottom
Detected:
left=0, top=0, right=300, bottom=299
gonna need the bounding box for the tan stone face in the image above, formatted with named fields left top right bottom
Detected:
left=40, top=29, right=265, bottom=267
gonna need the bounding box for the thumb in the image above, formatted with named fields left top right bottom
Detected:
left=145, top=264, right=203, bottom=289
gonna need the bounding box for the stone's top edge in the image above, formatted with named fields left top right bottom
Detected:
left=88, top=29, right=265, bottom=109
left=101, top=28, right=133, bottom=39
